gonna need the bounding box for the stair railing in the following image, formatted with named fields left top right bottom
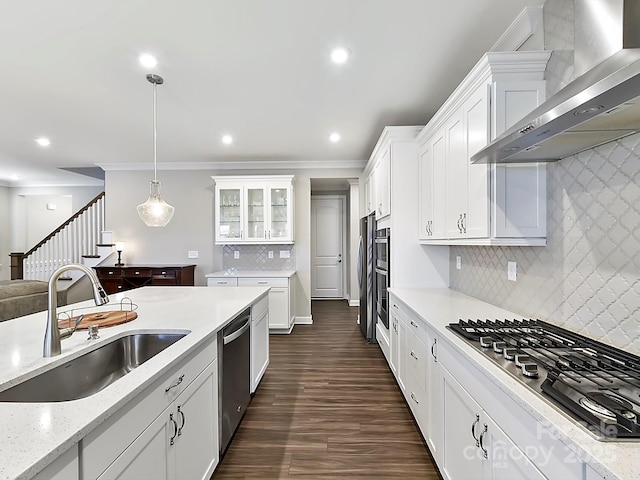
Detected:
left=10, top=192, right=105, bottom=281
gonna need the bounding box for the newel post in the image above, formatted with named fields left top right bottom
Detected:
left=9, top=253, right=25, bottom=280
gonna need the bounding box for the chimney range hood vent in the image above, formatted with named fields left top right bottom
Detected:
left=472, top=0, right=640, bottom=164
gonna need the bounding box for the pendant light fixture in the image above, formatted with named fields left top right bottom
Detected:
left=137, top=74, right=175, bottom=227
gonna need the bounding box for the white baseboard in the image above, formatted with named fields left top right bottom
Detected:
left=295, top=315, right=313, bottom=325
left=349, top=299, right=360, bottom=307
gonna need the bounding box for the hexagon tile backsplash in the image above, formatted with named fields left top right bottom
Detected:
left=450, top=133, right=640, bottom=355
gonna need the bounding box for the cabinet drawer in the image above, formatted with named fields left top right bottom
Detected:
left=124, top=269, right=152, bottom=278
left=81, top=338, right=217, bottom=480
left=405, top=313, right=427, bottom=344
left=207, top=277, right=239, bottom=287
left=152, top=268, right=177, bottom=279
left=97, top=269, right=123, bottom=278
left=406, top=332, right=426, bottom=391
left=238, top=277, right=288, bottom=288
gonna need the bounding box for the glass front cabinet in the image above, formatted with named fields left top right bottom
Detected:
left=213, top=176, right=294, bottom=244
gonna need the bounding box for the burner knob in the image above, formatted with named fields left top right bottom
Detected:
left=515, top=354, right=530, bottom=368
left=521, top=363, right=539, bottom=378
left=479, top=336, right=494, bottom=348
left=503, top=347, right=517, bottom=360
left=492, top=341, right=506, bottom=353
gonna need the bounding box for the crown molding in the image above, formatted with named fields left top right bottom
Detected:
left=99, top=159, right=367, bottom=171
left=490, top=6, right=543, bottom=53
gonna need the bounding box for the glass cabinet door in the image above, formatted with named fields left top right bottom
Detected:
left=269, top=187, right=290, bottom=241
left=246, top=187, right=266, bottom=241
left=217, top=187, right=242, bottom=241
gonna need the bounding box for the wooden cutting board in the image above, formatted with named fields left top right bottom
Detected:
left=59, top=310, right=138, bottom=330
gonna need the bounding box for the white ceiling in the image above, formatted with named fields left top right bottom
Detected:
left=0, top=0, right=546, bottom=187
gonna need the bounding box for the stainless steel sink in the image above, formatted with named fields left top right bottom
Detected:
left=0, top=332, right=189, bottom=402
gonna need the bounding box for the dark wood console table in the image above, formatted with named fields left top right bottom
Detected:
left=94, top=264, right=196, bottom=294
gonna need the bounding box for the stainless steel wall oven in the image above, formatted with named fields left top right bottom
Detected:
left=375, top=228, right=389, bottom=329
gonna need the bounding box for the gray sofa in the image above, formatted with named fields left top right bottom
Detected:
left=0, top=280, right=67, bottom=322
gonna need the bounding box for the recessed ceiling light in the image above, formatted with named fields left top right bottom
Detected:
left=35, top=137, right=51, bottom=147
left=222, top=135, right=233, bottom=145
left=329, top=132, right=341, bottom=143
left=331, top=48, right=350, bottom=64
left=139, top=53, right=158, bottom=69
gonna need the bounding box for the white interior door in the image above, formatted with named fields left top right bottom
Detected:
left=311, top=196, right=344, bottom=298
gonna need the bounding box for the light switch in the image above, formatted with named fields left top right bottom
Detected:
left=234, top=251, right=240, bottom=259
left=456, top=256, right=462, bottom=270
left=188, top=250, right=199, bottom=259
left=279, top=250, right=290, bottom=259
left=508, top=261, right=517, bottom=282
left=268, top=251, right=274, bottom=259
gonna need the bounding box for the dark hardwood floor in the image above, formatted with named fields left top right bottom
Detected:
left=213, top=300, right=441, bottom=479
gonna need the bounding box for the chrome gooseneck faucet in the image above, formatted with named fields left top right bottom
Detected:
left=44, top=263, right=109, bottom=357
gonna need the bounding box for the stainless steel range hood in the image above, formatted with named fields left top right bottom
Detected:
left=472, top=0, right=640, bottom=164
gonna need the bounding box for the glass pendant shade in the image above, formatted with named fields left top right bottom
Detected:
left=137, top=180, right=175, bottom=227
left=137, top=73, right=174, bottom=227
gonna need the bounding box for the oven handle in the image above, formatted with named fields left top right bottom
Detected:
left=357, top=235, right=363, bottom=287
left=375, top=267, right=388, bottom=277
left=374, top=237, right=388, bottom=244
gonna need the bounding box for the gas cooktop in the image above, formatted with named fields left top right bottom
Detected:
left=448, top=319, right=640, bottom=441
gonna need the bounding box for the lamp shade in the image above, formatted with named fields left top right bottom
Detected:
left=137, top=180, right=175, bottom=227
left=115, top=242, right=125, bottom=251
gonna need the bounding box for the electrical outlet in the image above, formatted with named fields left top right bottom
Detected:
left=268, top=251, right=274, bottom=259
left=508, top=261, right=517, bottom=282
left=187, top=250, right=199, bottom=259
left=279, top=250, right=290, bottom=259
left=234, top=251, right=240, bottom=259
left=456, top=255, right=462, bottom=270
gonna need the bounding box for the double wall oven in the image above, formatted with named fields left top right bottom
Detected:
left=375, top=228, right=390, bottom=330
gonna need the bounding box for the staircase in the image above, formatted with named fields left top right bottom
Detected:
left=10, top=192, right=113, bottom=281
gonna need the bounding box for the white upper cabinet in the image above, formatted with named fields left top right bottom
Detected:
left=362, top=127, right=421, bottom=223
left=417, top=51, right=551, bottom=246
left=213, top=176, right=295, bottom=244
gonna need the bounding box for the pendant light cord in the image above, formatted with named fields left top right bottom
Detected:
left=153, top=80, right=158, bottom=182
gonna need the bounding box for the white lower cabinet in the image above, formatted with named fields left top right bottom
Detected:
left=391, top=295, right=441, bottom=460
left=207, top=273, right=295, bottom=332
left=251, top=295, right=269, bottom=393
left=82, top=341, right=219, bottom=480
left=98, top=361, right=218, bottom=480
left=440, top=365, right=545, bottom=480
left=389, top=308, right=399, bottom=376
left=385, top=293, right=605, bottom=480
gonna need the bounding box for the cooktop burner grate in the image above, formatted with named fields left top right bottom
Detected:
left=448, top=319, right=640, bottom=440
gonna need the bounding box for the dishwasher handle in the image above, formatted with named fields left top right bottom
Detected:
left=223, top=319, right=250, bottom=345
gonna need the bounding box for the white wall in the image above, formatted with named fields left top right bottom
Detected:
left=0, top=186, right=10, bottom=280
left=9, top=185, right=104, bottom=251
left=25, top=195, right=73, bottom=247
left=104, top=166, right=363, bottom=320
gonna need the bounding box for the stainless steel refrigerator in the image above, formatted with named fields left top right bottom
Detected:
left=357, top=212, right=376, bottom=342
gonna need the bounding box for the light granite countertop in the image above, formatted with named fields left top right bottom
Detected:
left=390, top=287, right=638, bottom=480
left=205, top=270, right=296, bottom=278
left=0, top=285, right=269, bottom=480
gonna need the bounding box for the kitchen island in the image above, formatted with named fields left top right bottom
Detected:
left=0, top=285, right=269, bottom=480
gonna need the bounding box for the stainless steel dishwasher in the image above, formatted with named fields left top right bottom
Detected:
left=219, top=307, right=251, bottom=455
